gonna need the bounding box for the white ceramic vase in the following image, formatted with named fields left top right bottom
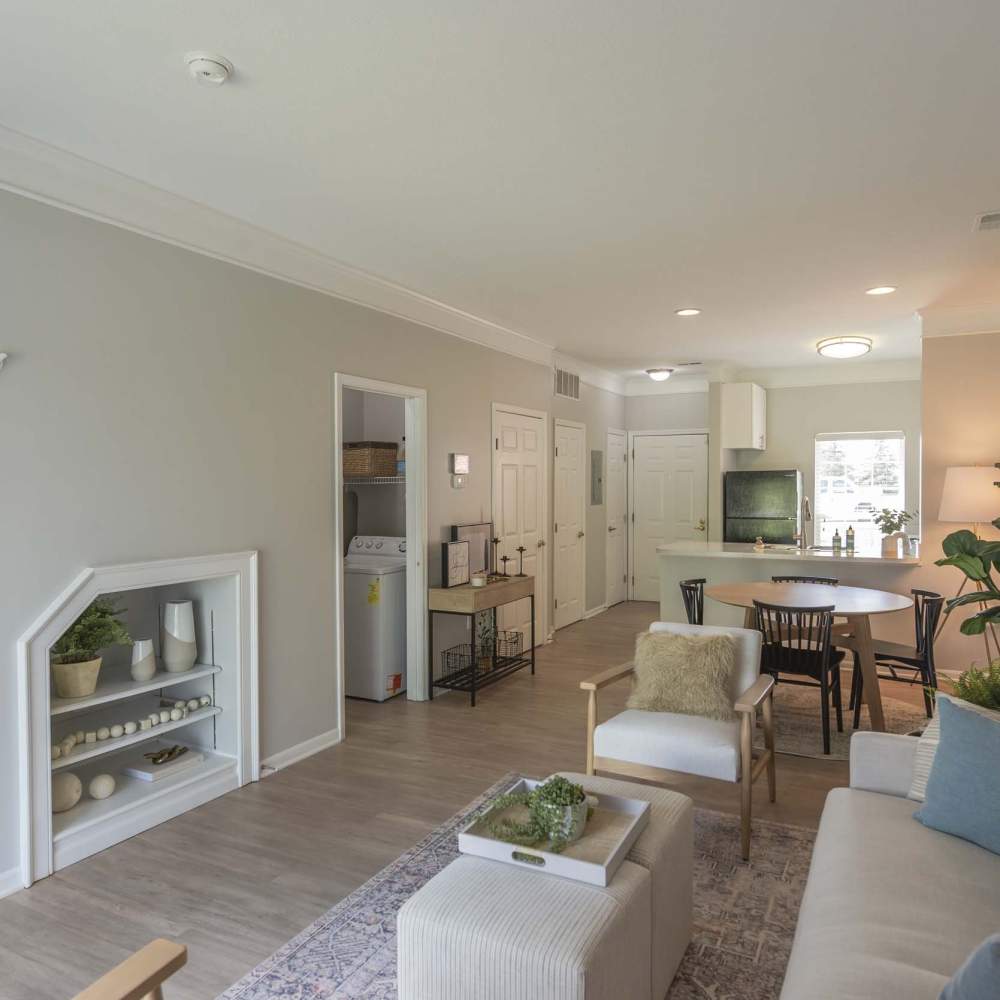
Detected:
left=130, top=638, right=157, bottom=682
left=162, top=601, right=197, bottom=673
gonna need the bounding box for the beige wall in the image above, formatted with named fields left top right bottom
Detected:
left=918, top=332, right=1000, bottom=671
left=625, top=391, right=709, bottom=431
left=0, top=190, right=624, bottom=876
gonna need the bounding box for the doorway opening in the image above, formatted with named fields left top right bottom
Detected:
left=333, top=375, right=428, bottom=739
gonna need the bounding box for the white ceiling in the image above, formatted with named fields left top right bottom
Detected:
left=3, top=1, right=1000, bottom=375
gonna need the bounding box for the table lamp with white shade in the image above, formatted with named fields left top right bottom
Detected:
left=936, top=465, right=1000, bottom=660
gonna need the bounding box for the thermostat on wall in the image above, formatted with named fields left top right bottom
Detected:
left=450, top=454, right=470, bottom=475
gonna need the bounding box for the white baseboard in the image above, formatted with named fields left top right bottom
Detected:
left=0, top=866, right=24, bottom=899
left=583, top=604, right=608, bottom=620
left=262, top=727, right=342, bottom=773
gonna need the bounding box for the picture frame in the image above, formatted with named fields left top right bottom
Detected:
left=451, top=521, right=493, bottom=575
left=442, top=539, right=471, bottom=587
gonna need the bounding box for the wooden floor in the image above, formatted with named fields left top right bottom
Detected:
left=1, top=601, right=920, bottom=999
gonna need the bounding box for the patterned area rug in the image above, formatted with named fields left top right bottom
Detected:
left=755, top=682, right=927, bottom=760
left=220, top=774, right=815, bottom=1000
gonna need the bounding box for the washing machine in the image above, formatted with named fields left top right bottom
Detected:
left=345, top=535, right=407, bottom=701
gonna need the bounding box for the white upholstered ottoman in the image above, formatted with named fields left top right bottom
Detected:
left=396, top=775, right=692, bottom=1000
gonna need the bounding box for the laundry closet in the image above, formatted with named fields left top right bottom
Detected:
left=341, top=387, right=408, bottom=701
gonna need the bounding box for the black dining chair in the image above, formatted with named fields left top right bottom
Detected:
left=850, top=589, right=945, bottom=727
left=679, top=578, right=706, bottom=625
left=754, top=600, right=844, bottom=755
left=771, top=575, right=839, bottom=585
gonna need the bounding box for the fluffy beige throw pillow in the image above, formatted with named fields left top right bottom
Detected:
left=627, top=631, right=736, bottom=721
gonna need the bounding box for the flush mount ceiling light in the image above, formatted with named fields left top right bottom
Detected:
left=675, top=308, right=701, bottom=316
left=865, top=286, right=896, bottom=296
left=646, top=368, right=674, bottom=381
left=186, top=52, right=234, bottom=85
left=816, top=336, right=872, bottom=359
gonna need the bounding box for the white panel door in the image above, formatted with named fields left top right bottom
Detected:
left=631, top=434, right=708, bottom=601
left=493, top=408, right=546, bottom=646
left=606, top=431, right=627, bottom=606
left=553, top=421, right=585, bottom=630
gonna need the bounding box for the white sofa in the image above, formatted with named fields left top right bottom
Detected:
left=781, top=732, right=1000, bottom=999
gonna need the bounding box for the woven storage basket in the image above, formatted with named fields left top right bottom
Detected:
left=344, top=441, right=398, bottom=477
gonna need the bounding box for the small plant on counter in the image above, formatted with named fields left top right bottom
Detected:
left=486, top=776, right=593, bottom=853
left=51, top=597, right=132, bottom=664
left=873, top=509, right=913, bottom=535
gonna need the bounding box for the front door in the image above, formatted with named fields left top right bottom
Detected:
left=606, top=430, right=627, bottom=606
left=553, top=420, right=585, bottom=630
left=631, top=433, right=708, bottom=601
left=493, top=407, right=546, bottom=646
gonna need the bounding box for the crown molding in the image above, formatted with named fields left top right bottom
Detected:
left=623, top=376, right=710, bottom=397
left=0, top=124, right=616, bottom=389
left=730, top=358, right=921, bottom=388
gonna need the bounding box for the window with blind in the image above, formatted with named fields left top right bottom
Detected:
left=814, top=432, right=905, bottom=550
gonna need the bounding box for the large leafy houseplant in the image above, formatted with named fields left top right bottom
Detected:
left=934, top=521, right=1000, bottom=636
left=51, top=597, right=132, bottom=663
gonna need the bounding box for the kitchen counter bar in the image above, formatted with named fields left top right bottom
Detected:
left=657, top=540, right=920, bottom=566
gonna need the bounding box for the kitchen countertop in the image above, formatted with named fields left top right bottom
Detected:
left=657, top=540, right=921, bottom=566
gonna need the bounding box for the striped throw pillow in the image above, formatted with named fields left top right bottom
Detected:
left=908, top=694, right=1000, bottom=801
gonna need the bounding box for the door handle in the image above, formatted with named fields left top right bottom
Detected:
left=695, top=518, right=706, bottom=532
left=537, top=540, right=546, bottom=548
left=608, top=525, right=617, bottom=532
left=577, top=531, right=585, bottom=538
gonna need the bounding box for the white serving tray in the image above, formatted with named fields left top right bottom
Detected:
left=458, top=777, right=650, bottom=886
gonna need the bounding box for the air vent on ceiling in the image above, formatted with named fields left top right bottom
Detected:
left=976, top=210, right=1000, bottom=232
left=553, top=367, right=581, bottom=400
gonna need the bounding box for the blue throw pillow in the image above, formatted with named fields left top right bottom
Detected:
left=915, top=695, right=1000, bottom=855
left=939, top=934, right=1000, bottom=1000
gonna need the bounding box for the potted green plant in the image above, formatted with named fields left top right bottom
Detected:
left=487, top=775, right=595, bottom=853
left=50, top=598, right=132, bottom=699
left=935, top=516, right=1000, bottom=644
left=945, top=660, right=1000, bottom=710
left=873, top=508, right=913, bottom=558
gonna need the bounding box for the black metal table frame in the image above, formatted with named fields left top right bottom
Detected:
left=428, top=594, right=535, bottom=706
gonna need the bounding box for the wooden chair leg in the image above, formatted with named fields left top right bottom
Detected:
left=833, top=665, right=844, bottom=733
left=819, top=669, right=831, bottom=755
left=586, top=689, right=596, bottom=776
left=739, top=712, right=752, bottom=860
left=762, top=693, right=776, bottom=803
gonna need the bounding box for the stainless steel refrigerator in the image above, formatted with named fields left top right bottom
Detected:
left=723, top=470, right=802, bottom=544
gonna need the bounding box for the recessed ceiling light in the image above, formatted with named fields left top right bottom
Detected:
left=675, top=308, right=701, bottom=316
left=646, top=368, right=673, bottom=381
left=865, top=286, right=896, bottom=296
left=817, top=336, right=872, bottom=359
left=186, top=52, right=234, bottom=85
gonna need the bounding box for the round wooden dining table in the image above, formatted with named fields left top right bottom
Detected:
left=705, top=581, right=913, bottom=732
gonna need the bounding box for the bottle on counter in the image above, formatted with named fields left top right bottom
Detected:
left=846, top=525, right=855, bottom=555
left=832, top=528, right=842, bottom=555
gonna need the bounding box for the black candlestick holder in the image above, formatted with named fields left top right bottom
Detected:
left=500, top=555, right=511, bottom=577
left=515, top=545, right=527, bottom=576
left=490, top=536, right=502, bottom=575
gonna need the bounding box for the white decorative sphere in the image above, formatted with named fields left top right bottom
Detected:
left=169, top=707, right=183, bottom=722
left=59, top=736, right=76, bottom=757
left=187, top=699, right=200, bottom=711
left=148, top=713, right=160, bottom=727
left=110, top=724, right=124, bottom=739
left=52, top=745, right=61, bottom=760
left=175, top=699, right=186, bottom=709
left=74, top=730, right=85, bottom=744
left=52, top=772, right=82, bottom=813
left=199, top=694, right=211, bottom=707
left=159, top=710, right=171, bottom=724
left=96, top=727, right=110, bottom=741
left=88, top=774, right=116, bottom=800
left=124, top=721, right=137, bottom=735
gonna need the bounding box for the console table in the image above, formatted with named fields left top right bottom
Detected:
left=428, top=576, right=535, bottom=706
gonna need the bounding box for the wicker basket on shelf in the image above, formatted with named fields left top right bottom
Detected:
left=343, top=441, right=398, bottom=478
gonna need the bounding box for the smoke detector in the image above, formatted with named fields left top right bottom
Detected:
left=186, top=52, right=234, bottom=85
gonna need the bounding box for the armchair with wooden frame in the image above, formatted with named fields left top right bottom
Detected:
left=72, top=940, right=187, bottom=1000
left=581, top=622, right=775, bottom=860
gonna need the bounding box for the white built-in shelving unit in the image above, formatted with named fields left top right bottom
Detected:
left=17, top=552, right=259, bottom=888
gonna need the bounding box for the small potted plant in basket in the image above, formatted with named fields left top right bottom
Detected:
left=487, top=776, right=596, bottom=853
left=50, top=597, right=132, bottom=699
left=873, top=508, right=913, bottom=559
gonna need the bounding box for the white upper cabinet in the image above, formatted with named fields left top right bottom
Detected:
left=720, top=383, right=767, bottom=450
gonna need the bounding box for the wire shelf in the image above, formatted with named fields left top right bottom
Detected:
left=343, top=475, right=406, bottom=486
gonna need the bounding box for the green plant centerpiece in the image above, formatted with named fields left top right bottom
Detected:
left=50, top=597, right=132, bottom=699
left=487, top=776, right=594, bottom=853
